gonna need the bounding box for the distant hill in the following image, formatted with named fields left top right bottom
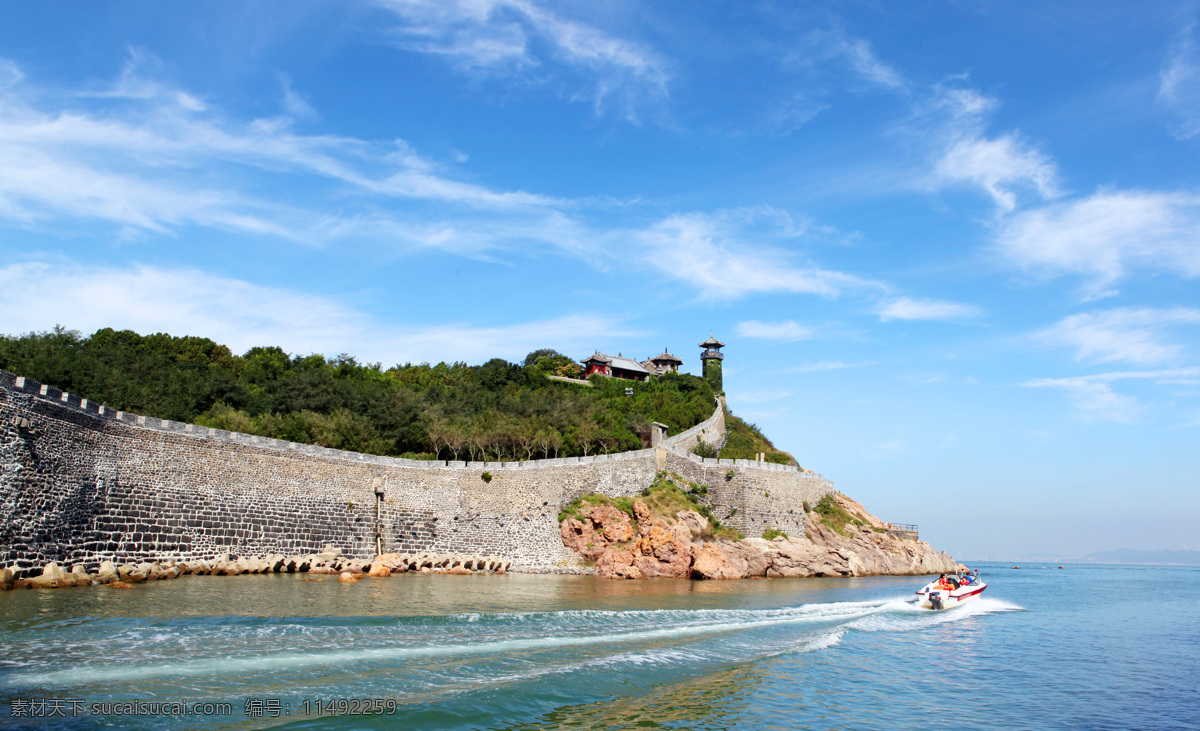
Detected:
left=1082, top=549, right=1200, bottom=566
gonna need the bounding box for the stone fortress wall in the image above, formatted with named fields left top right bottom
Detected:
left=0, top=370, right=834, bottom=576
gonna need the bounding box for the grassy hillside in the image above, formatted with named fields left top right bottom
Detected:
left=716, top=411, right=799, bottom=467
left=0, top=327, right=717, bottom=461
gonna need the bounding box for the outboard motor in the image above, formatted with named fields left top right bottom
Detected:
left=929, top=591, right=943, bottom=610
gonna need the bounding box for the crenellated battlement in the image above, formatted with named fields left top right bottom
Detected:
left=0, top=369, right=833, bottom=574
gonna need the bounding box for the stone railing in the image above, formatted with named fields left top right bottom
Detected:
left=0, top=370, right=702, bottom=471
left=1, top=371, right=814, bottom=480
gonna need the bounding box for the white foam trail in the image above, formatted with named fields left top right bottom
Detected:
left=8, top=596, right=1014, bottom=689
left=850, top=596, right=1024, bottom=632
left=9, top=602, right=894, bottom=687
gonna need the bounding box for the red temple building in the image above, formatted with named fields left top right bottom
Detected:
left=581, top=347, right=686, bottom=381
left=580, top=352, right=651, bottom=381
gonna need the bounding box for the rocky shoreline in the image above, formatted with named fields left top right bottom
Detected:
left=0, top=494, right=955, bottom=590
left=561, top=493, right=957, bottom=580
left=0, top=546, right=512, bottom=591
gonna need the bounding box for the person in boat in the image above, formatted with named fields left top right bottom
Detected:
left=936, top=574, right=953, bottom=590
left=959, top=572, right=972, bottom=586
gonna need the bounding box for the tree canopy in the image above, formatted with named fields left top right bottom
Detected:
left=1, top=327, right=719, bottom=461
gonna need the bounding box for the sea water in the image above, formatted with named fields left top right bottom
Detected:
left=0, top=561, right=1196, bottom=729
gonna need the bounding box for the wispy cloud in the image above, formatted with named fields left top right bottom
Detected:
left=1021, top=368, right=1200, bottom=420
left=374, top=0, right=670, bottom=122
left=787, top=29, right=907, bottom=91
left=841, top=37, right=906, bottom=90
left=0, top=51, right=586, bottom=255
left=921, top=84, right=1060, bottom=212
left=1035, top=307, right=1200, bottom=366
left=0, top=52, right=889, bottom=304
left=995, top=190, right=1200, bottom=298
left=735, top=320, right=813, bottom=341
left=0, top=260, right=638, bottom=365
left=278, top=73, right=318, bottom=120
left=1158, top=23, right=1200, bottom=140
left=0, top=58, right=24, bottom=89
left=636, top=210, right=876, bottom=300
left=934, top=132, right=1059, bottom=212
left=877, top=297, right=983, bottom=322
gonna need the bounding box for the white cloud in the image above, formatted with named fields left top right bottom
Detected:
left=923, top=84, right=1059, bottom=212
left=995, top=190, right=1200, bottom=297
left=0, top=261, right=636, bottom=365
left=0, top=51, right=574, bottom=251
left=934, top=133, right=1059, bottom=212
left=636, top=210, right=875, bottom=300
left=1158, top=23, right=1200, bottom=140
left=1036, top=307, right=1200, bottom=366
left=735, top=320, right=813, bottom=341
left=877, top=297, right=983, bottom=322
left=1021, top=368, right=1200, bottom=421
left=374, top=0, right=670, bottom=121
left=0, top=51, right=884, bottom=303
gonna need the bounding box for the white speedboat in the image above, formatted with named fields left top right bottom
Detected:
left=915, top=571, right=986, bottom=609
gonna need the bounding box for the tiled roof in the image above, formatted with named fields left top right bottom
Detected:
left=608, top=354, right=649, bottom=373
left=581, top=351, right=613, bottom=364
left=699, top=335, right=726, bottom=348
left=580, top=351, right=649, bottom=374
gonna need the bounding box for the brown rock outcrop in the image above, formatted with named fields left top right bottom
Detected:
left=675, top=510, right=708, bottom=540
left=690, top=543, right=743, bottom=580
left=633, top=519, right=695, bottom=578
left=690, top=539, right=772, bottom=579
left=633, top=500, right=652, bottom=535
left=595, top=549, right=643, bottom=579
left=560, top=502, right=634, bottom=562
left=561, top=492, right=955, bottom=580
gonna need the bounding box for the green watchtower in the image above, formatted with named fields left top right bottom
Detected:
left=699, top=334, right=725, bottom=392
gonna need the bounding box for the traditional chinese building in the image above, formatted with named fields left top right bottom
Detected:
left=642, top=348, right=683, bottom=376
left=580, top=352, right=651, bottom=381
left=699, top=334, right=725, bottom=391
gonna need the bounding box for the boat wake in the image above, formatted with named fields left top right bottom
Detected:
left=3, top=595, right=1023, bottom=694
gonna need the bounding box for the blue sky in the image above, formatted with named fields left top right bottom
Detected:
left=1, top=1, right=1198, bottom=559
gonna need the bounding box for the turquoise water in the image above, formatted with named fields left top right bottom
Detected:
left=1, top=562, right=1196, bottom=729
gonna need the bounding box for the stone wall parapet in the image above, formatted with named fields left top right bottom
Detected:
left=1, top=369, right=834, bottom=570
left=0, top=370, right=673, bottom=473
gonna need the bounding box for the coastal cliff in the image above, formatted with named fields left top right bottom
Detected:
left=560, top=486, right=955, bottom=580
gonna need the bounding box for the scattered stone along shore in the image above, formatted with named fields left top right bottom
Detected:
left=508, top=565, right=596, bottom=575
left=561, top=493, right=957, bottom=580
left=0, top=546, right=512, bottom=590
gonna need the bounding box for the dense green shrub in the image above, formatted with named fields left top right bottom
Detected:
left=0, top=327, right=717, bottom=461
